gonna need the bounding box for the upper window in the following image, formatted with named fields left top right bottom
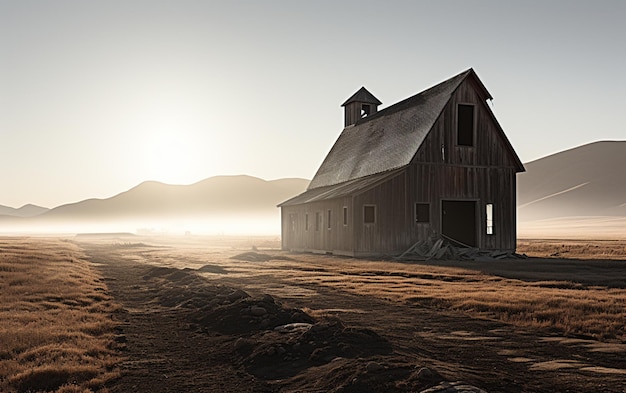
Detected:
left=457, top=104, right=474, bottom=146
left=363, top=205, right=376, bottom=224
left=415, top=203, right=430, bottom=223
left=327, top=210, right=332, bottom=230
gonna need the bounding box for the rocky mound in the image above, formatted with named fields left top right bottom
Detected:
left=137, top=265, right=484, bottom=392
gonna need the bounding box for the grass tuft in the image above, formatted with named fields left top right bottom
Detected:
left=0, top=238, right=121, bottom=393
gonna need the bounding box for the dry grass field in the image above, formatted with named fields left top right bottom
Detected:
left=0, top=238, right=121, bottom=393
left=1, top=235, right=625, bottom=392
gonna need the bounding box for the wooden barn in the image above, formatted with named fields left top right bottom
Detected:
left=279, top=69, right=525, bottom=257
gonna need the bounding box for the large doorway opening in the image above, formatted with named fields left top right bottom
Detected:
left=441, top=200, right=477, bottom=247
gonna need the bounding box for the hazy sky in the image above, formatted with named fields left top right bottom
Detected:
left=1, top=1, right=624, bottom=208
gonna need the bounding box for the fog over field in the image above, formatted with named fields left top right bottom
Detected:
left=517, top=141, right=626, bottom=239
left=1, top=141, right=625, bottom=239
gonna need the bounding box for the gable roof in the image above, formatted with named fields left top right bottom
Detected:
left=341, top=87, right=382, bottom=106
left=279, top=168, right=403, bottom=207
left=309, top=69, right=474, bottom=190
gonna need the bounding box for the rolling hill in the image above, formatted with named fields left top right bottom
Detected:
left=517, top=141, right=626, bottom=220
left=0, top=175, right=309, bottom=234
left=0, top=204, right=49, bottom=218
left=517, top=140, right=626, bottom=238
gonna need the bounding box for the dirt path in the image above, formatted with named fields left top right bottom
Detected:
left=82, top=241, right=626, bottom=392
left=87, top=246, right=274, bottom=393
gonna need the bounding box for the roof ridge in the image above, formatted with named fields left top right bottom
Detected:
left=353, top=69, right=473, bottom=126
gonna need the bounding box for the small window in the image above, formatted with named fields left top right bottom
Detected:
left=415, top=203, right=430, bottom=223
left=305, top=213, right=309, bottom=231
left=363, top=205, right=376, bottom=224
left=486, top=203, right=494, bottom=235
left=361, top=104, right=371, bottom=117
left=327, top=210, right=332, bottom=230
left=289, top=214, right=297, bottom=232
left=315, top=212, right=321, bottom=231
left=457, top=104, right=474, bottom=146
left=343, top=207, right=348, bottom=226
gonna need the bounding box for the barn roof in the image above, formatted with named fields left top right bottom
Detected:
left=341, top=86, right=382, bottom=106
left=309, top=69, right=478, bottom=190
left=278, top=168, right=403, bottom=207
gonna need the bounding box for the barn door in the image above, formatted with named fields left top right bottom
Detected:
left=441, top=201, right=477, bottom=247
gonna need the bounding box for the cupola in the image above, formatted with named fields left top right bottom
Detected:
left=341, top=87, right=382, bottom=127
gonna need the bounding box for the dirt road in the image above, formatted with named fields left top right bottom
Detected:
left=81, top=239, right=626, bottom=392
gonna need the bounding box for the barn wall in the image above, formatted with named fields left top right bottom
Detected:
left=282, top=77, right=520, bottom=255
left=410, top=77, right=519, bottom=250
left=352, top=171, right=410, bottom=255
left=280, top=196, right=354, bottom=254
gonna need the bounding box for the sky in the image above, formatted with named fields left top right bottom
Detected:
left=1, top=0, right=625, bottom=209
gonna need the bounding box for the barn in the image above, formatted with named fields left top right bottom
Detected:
left=278, top=69, right=525, bottom=257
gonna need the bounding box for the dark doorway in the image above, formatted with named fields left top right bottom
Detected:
left=441, top=200, right=476, bottom=247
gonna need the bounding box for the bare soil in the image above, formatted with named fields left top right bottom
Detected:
left=79, top=237, right=626, bottom=392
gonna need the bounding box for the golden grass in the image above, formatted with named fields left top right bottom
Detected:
left=0, top=238, right=120, bottom=393
left=518, top=239, right=626, bottom=260
left=279, top=257, right=626, bottom=341
left=138, top=236, right=626, bottom=343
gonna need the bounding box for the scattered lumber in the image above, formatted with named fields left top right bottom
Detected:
left=394, top=236, right=528, bottom=262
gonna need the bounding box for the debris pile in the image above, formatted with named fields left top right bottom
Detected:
left=396, top=237, right=528, bottom=262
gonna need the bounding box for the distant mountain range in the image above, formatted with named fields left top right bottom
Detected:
left=1, top=141, right=624, bottom=237
left=517, top=140, right=626, bottom=221
left=0, top=204, right=49, bottom=218
left=0, top=175, right=309, bottom=234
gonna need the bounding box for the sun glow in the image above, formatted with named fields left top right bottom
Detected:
left=123, top=94, right=220, bottom=185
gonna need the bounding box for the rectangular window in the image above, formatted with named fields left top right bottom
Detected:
left=315, top=212, right=321, bottom=231
left=415, top=203, right=430, bottom=223
left=343, top=207, right=348, bottom=226
left=305, top=213, right=309, bottom=231
left=457, top=104, right=474, bottom=146
left=289, top=214, right=297, bottom=232
left=327, top=210, right=332, bottom=229
left=486, top=203, right=494, bottom=235
left=363, top=205, right=376, bottom=224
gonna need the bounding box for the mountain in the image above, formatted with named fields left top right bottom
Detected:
left=517, top=141, right=626, bottom=221
left=0, top=175, right=309, bottom=234
left=39, top=175, right=308, bottom=220
left=0, top=204, right=49, bottom=218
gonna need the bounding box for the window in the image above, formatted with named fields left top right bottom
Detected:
left=486, top=203, right=494, bottom=235
left=363, top=205, right=376, bottom=224
left=289, top=214, right=297, bottom=231
left=327, top=210, right=332, bottom=229
left=457, top=104, right=474, bottom=146
left=415, top=203, right=430, bottom=223
left=305, top=213, right=309, bottom=231
left=361, top=104, right=371, bottom=117
left=343, top=207, right=348, bottom=226
left=315, top=212, right=321, bottom=231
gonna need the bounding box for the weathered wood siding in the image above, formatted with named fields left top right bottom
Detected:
left=281, top=76, right=519, bottom=255
left=353, top=171, right=409, bottom=255
left=281, top=196, right=354, bottom=255
left=410, top=77, right=518, bottom=250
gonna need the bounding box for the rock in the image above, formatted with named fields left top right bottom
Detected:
left=416, top=367, right=433, bottom=380
left=227, top=289, right=249, bottom=302
left=234, top=338, right=252, bottom=352
left=274, top=323, right=313, bottom=333
left=365, top=361, right=383, bottom=373
left=250, top=306, right=267, bottom=316
left=419, top=381, right=488, bottom=393
left=261, top=294, right=275, bottom=304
